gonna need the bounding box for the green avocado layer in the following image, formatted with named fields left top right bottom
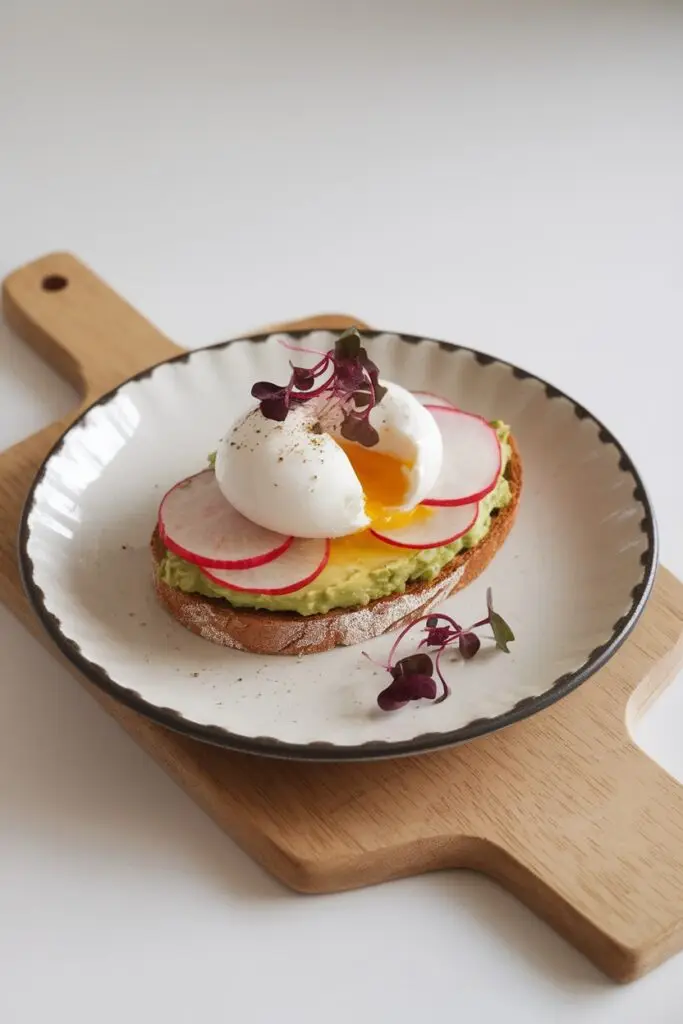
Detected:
left=158, top=423, right=512, bottom=616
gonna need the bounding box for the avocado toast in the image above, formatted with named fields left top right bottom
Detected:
left=152, top=329, right=520, bottom=655
left=152, top=432, right=521, bottom=655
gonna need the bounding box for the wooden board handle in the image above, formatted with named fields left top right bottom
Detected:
left=2, top=252, right=182, bottom=400
left=479, top=602, right=683, bottom=982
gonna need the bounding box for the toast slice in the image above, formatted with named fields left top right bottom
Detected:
left=151, top=436, right=522, bottom=656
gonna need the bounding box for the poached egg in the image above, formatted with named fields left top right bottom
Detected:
left=214, top=381, right=443, bottom=539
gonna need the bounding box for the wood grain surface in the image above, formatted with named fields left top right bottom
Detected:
left=2, top=252, right=683, bottom=983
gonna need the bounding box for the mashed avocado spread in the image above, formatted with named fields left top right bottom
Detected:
left=158, top=423, right=512, bottom=616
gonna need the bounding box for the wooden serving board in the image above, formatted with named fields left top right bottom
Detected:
left=3, top=253, right=683, bottom=983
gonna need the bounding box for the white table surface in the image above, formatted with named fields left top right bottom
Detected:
left=2, top=1, right=683, bottom=1020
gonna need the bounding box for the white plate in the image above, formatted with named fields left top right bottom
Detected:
left=20, top=331, right=657, bottom=760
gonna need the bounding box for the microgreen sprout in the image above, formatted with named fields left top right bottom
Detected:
left=366, top=588, right=514, bottom=711
left=251, top=327, right=387, bottom=447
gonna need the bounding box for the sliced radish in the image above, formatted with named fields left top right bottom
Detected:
left=422, top=405, right=501, bottom=507
left=412, top=390, right=458, bottom=409
left=371, top=502, right=478, bottom=549
left=201, top=538, right=330, bottom=595
left=159, top=470, right=292, bottom=569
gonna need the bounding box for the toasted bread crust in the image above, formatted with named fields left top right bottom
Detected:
left=151, top=437, right=522, bottom=655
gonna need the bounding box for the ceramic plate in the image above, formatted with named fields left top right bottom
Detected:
left=20, top=331, right=657, bottom=760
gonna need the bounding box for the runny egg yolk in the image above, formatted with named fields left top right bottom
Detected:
left=335, top=439, right=433, bottom=533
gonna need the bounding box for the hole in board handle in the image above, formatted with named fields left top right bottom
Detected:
left=42, top=274, right=68, bottom=292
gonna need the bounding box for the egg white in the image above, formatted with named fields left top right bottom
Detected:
left=215, top=403, right=367, bottom=538
left=215, top=381, right=443, bottom=539
left=369, top=381, right=443, bottom=510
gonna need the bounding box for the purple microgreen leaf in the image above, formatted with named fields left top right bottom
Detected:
left=259, top=396, right=290, bottom=421
left=340, top=414, right=380, bottom=447
left=377, top=652, right=436, bottom=711
left=376, top=690, right=410, bottom=712
left=372, top=379, right=388, bottom=404
left=290, top=365, right=316, bottom=391
left=352, top=389, right=373, bottom=408
left=377, top=672, right=437, bottom=711
left=458, top=632, right=481, bottom=660
left=424, top=624, right=453, bottom=648
left=393, top=652, right=433, bottom=678
left=335, top=360, right=366, bottom=393
left=251, top=381, right=285, bottom=401
left=358, top=350, right=387, bottom=404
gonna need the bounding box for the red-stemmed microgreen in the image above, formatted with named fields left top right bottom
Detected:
left=366, top=588, right=514, bottom=712
left=374, top=653, right=438, bottom=712
left=251, top=327, right=387, bottom=446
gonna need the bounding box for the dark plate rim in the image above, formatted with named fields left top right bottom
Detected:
left=18, top=329, right=659, bottom=761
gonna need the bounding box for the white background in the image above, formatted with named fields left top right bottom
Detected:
left=2, top=1, right=683, bottom=1020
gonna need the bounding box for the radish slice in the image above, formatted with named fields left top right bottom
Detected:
left=201, top=538, right=330, bottom=595
left=422, top=405, right=502, bottom=507
left=371, top=502, right=478, bottom=549
left=412, top=390, right=458, bottom=409
left=159, top=470, right=292, bottom=569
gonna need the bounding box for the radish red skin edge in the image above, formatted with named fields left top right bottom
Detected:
left=200, top=539, right=331, bottom=596
left=160, top=521, right=293, bottom=570
left=369, top=502, right=479, bottom=550
left=159, top=471, right=294, bottom=569
left=422, top=405, right=502, bottom=507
